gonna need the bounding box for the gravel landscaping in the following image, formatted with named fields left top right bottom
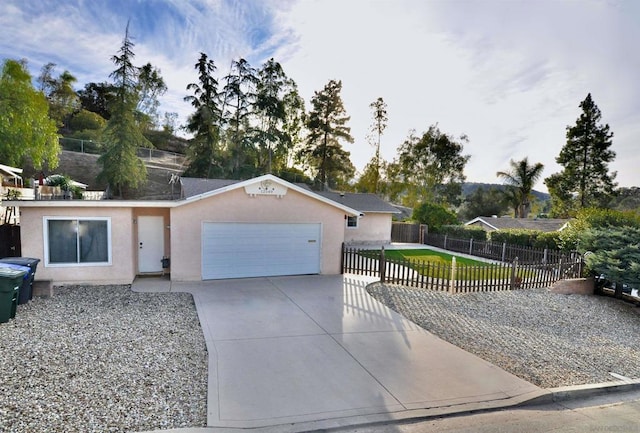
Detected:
left=367, top=283, right=640, bottom=388
left=0, top=285, right=208, bottom=433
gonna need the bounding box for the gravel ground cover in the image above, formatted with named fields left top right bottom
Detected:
left=0, top=285, right=208, bottom=433
left=367, top=283, right=640, bottom=388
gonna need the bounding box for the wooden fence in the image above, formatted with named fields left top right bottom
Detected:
left=341, top=245, right=584, bottom=294
left=391, top=222, right=427, bottom=243
left=424, top=233, right=580, bottom=265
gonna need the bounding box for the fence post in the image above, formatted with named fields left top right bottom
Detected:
left=510, top=257, right=519, bottom=289
left=502, top=242, right=507, bottom=262
left=379, top=246, right=386, bottom=283
left=340, top=243, right=345, bottom=274
left=557, top=257, right=563, bottom=280
left=543, top=248, right=548, bottom=264
left=469, top=238, right=473, bottom=255
left=444, top=234, right=448, bottom=250
left=449, top=256, right=457, bottom=293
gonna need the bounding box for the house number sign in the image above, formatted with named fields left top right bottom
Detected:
left=244, top=180, right=288, bottom=197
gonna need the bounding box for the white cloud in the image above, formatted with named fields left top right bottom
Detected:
left=1, top=0, right=637, bottom=192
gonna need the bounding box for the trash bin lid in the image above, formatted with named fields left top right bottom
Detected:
left=0, top=263, right=30, bottom=279
left=0, top=257, right=41, bottom=268
left=0, top=267, right=27, bottom=279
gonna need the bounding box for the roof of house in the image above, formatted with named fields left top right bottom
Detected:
left=7, top=175, right=388, bottom=218
left=181, top=177, right=399, bottom=214
left=465, top=216, right=570, bottom=232
left=180, top=178, right=241, bottom=198
left=314, top=191, right=400, bottom=214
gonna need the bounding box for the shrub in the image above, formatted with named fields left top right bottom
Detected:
left=531, top=231, right=562, bottom=249
left=579, top=226, right=640, bottom=289
left=439, top=225, right=487, bottom=241
left=558, top=208, right=640, bottom=250
left=489, top=229, right=538, bottom=246
left=413, top=202, right=458, bottom=233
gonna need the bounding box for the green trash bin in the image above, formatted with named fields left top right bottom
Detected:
left=0, top=268, right=26, bottom=323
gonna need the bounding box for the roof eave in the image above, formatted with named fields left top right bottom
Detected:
left=178, top=174, right=361, bottom=216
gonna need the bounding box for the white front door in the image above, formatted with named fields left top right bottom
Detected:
left=138, top=216, right=165, bottom=273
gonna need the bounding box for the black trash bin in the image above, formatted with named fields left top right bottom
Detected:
left=0, top=257, right=40, bottom=304
left=0, top=267, right=26, bottom=323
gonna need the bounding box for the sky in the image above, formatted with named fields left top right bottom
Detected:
left=1, top=0, right=638, bottom=192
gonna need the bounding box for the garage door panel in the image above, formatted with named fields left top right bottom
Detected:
left=202, top=223, right=321, bottom=280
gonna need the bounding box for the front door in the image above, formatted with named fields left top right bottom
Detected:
left=138, top=216, right=165, bottom=273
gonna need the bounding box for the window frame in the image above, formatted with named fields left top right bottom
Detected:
left=43, top=216, right=112, bottom=267
left=346, top=215, right=359, bottom=229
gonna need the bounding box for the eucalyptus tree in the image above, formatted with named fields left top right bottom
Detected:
left=367, top=97, right=388, bottom=194
left=298, top=79, right=355, bottom=190
left=396, top=124, right=470, bottom=207
left=37, top=62, right=80, bottom=129
left=136, top=62, right=167, bottom=130
left=183, top=52, right=224, bottom=178
left=97, top=24, right=150, bottom=197
left=545, top=93, right=617, bottom=216
left=281, top=81, right=306, bottom=169
left=458, top=186, right=509, bottom=221
left=221, top=58, right=258, bottom=177
left=0, top=59, right=59, bottom=168
left=496, top=157, right=544, bottom=218
left=254, top=58, right=304, bottom=173
left=77, top=81, right=116, bottom=120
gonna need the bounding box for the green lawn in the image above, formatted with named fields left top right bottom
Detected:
left=359, top=249, right=518, bottom=281
left=381, top=249, right=490, bottom=266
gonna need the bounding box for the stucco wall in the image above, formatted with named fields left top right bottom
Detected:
left=18, top=207, right=135, bottom=284
left=170, top=187, right=347, bottom=281
left=344, top=213, right=392, bottom=244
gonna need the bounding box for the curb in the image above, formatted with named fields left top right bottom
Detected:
left=524, top=378, right=640, bottom=406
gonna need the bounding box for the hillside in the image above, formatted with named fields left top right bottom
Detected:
left=462, top=182, right=550, bottom=201
left=23, top=150, right=184, bottom=199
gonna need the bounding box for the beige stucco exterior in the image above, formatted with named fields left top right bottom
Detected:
left=12, top=175, right=361, bottom=284
left=170, top=186, right=347, bottom=281
left=343, top=213, right=392, bottom=245
left=18, top=206, right=137, bottom=284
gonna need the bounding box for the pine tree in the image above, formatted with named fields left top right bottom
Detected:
left=183, top=52, right=224, bottom=178
left=254, top=58, right=288, bottom=173
left=545, top=93, right=617, bottom=216
left=97, top=24, right=150, bottom=197
left=367, top=97, right=388, bottom=194
left=221, top=58, right=257, bottom=177
left=298, top=79, right=354, bottom=190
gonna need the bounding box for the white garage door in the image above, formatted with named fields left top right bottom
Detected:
left=202, top=223, right=322, bottom=280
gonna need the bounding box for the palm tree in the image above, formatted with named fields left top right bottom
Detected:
left=497, top=157, right=544, bottom=218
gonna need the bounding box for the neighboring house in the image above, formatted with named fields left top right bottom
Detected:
left=391, top=204, right=413, bottom=221
left=465, top=216, right=570, bottom=232
left=1, top=163, right=34, bottom=223
left=8, top=174, right=385, bottom=284
left=0, top=163, right=24, bottom=188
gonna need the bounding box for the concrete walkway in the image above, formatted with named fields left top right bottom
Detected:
left=133, top=274, right=545, bottom=432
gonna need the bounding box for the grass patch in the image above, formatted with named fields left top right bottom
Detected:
left=382, top=249, right=489, bottom=266
left=358, top=249, right=523, bottom=281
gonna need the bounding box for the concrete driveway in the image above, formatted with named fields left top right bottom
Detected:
left=139, top=275, right=544, bottom=430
